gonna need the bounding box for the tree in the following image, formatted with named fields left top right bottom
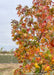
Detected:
left=11, top=0, right=54, bottom=75
left=0, top=47, right=4, bottom=52
left=10, top=48, right=14, bottom=53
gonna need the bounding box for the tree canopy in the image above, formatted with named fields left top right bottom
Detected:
left=11, top=0, right=54, bottom=74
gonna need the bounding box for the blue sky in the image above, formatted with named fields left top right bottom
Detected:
left=0, top=0, right=32, bottom=51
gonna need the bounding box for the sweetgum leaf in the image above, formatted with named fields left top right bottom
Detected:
left=31, top=58, right=35, bottom=63
left=22, top=29, right=27, bottom=33
left=24, top=43, right=27, bottom=47
left=35, top=68, right=40, bottom=74
left=34, top=36, right=38, bottom=41
left=39, top=64, right=42, bottom=72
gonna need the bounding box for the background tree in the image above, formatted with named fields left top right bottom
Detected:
left=0, top=47, right=4, bottom=52
left=10, top=48, right=14, bottom=53
left=11, top=0, right=54, bottom=75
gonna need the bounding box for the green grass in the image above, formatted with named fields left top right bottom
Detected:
left=0, top=72, right=2, bottom=75
left=0, top=55, right=18, bottom=63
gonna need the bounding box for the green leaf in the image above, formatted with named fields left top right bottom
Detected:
left=22, top=29, right=27, bottom=33
left=31, top=58, right=35, bottom=63
left=30, top=18, right=33, bottom=22
left=25, top=12, right=28, bottom=16
left=45, top=56, right=49, bottom=60
left=46, top=50, right=50, bottom=54
left=23, top=61, right=27, bottom=66
left=39, top=64, right=42, bottom=72
left=35, top=68, right=40, bottom=74
left=34, top=36, right=38, bottom=40
left=45, top=38, right=47, bottom=42
left=32, top=6, right=36, bottom=9
left=36, top=42, right=39, bottom=47
left=19, top=21, right=23, bottom=24
left=24, top=43, right=27, bottom=47
left=36, top=13, right=40, bottom=17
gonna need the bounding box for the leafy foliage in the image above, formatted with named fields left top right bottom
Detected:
left=11, top=0, right=54, bottom=75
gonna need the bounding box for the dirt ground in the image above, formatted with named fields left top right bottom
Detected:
left=0, top=63, right=22, bottom=75
left=0, top=64, right=54, bottom=75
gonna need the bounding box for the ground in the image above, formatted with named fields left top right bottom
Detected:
left=0, top=63, right=22, bottom=75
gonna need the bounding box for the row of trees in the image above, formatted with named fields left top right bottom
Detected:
left=11, top=0, right=54, bottom=75
left=0, top=47, right=14, bottom=53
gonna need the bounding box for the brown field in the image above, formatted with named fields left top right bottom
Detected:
left=0, top=63, right=22, bottom=75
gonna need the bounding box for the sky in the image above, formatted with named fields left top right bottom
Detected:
left=0, top=0, right=32, bottom=51
left=0, top=0, right=54, bottom=51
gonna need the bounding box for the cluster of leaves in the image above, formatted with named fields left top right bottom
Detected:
left=11, top=0, right=54, bottom=75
